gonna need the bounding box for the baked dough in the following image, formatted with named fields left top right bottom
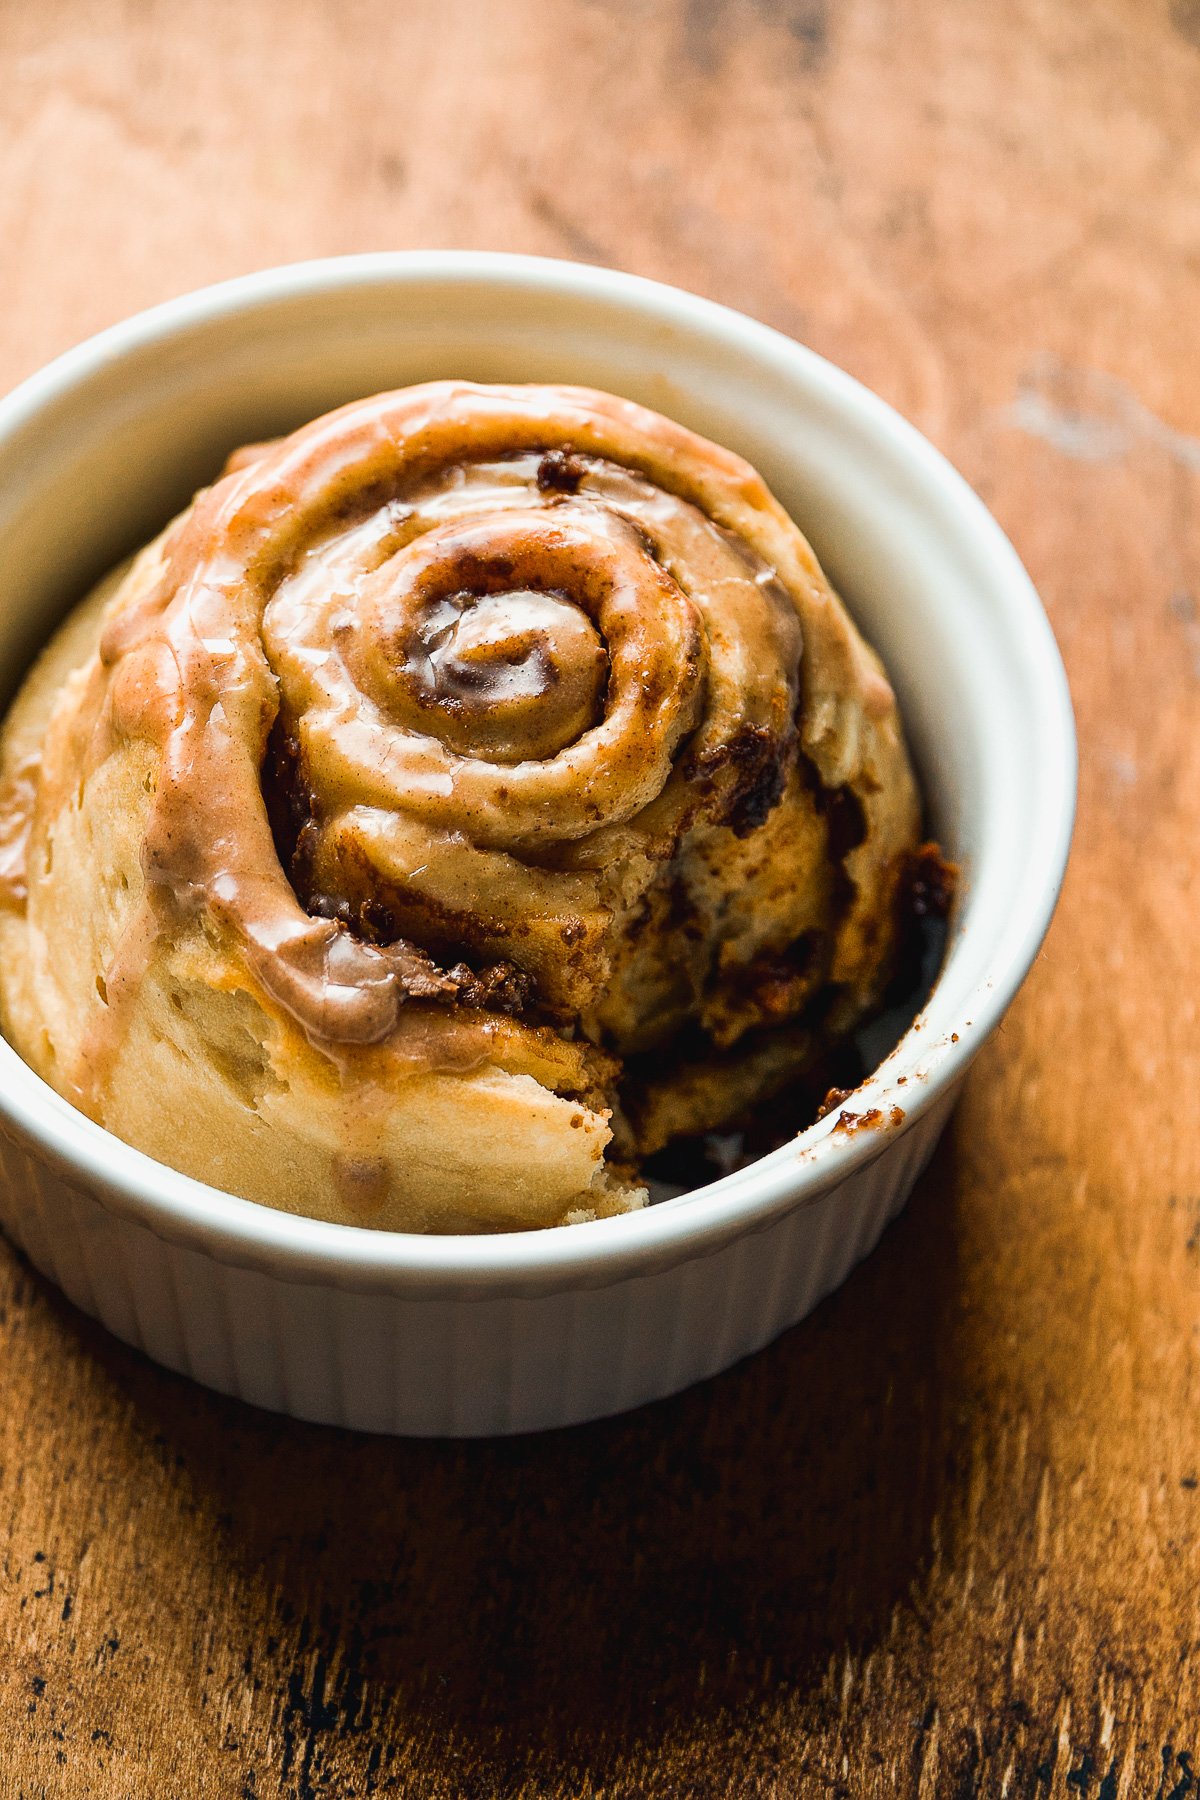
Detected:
left=0, top=383, right=920, bottom=1231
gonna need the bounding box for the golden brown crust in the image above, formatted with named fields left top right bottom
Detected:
left=0, top=382, right=921, bottom=1231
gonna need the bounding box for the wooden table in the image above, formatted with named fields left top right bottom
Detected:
left=2, top=2, right=1198, bottom=1793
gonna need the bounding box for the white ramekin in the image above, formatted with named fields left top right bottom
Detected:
left=0, top=254, right=1075, bottom=1435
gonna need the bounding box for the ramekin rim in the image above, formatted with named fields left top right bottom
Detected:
left=0, top=250, right=1076, bottom=1289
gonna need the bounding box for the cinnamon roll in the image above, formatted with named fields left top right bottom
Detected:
left=0, top=383, right=922, bottom=1231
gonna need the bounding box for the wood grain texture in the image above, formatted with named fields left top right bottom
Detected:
left=1, top=0, right=1199, bottom=1793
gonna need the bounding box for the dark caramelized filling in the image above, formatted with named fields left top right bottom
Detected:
left=260, top=716, right=535, bottom=1018
left=641, top=843, right=957, bottom=1193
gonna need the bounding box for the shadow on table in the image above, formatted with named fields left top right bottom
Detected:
left=40, top=1122, right=976, bottom=1789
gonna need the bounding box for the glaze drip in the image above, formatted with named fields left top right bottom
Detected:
left=3, top=381, right=916, bottom=1123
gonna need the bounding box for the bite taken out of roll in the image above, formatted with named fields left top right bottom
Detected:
left=0, top=382, right=921, bottom=1232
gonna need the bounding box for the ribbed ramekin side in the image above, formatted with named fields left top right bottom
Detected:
left=0, top=1095, right=954, bottom=1435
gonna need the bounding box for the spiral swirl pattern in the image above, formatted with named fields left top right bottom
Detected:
left=0, top=382, right=921, bottom=1229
